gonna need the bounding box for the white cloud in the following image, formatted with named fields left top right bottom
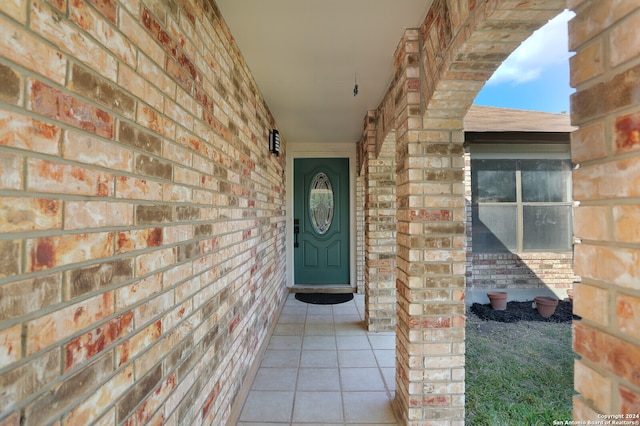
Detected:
left=487, top=9, right=576, bottom=86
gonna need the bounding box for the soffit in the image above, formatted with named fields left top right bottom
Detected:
left=216, top=0, right=432, bottom=144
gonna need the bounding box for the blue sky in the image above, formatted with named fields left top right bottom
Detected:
left=473, top=10, right=575, bottom=114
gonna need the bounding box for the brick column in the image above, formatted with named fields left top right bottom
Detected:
left=363, top=111, right=397, bottom=332
left=569, top=0, right=640, bottom=419
left=394, top=29, right=467, bottom=424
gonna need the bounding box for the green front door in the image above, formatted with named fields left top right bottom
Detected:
left=294, top=158, right=350, bottom=285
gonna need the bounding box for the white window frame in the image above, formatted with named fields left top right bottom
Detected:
left=470, top=143, right=573, bottom=254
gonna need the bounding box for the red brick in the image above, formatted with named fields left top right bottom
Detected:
left=0, top=109, right=61, bottom=154
left=29, top=79, right=114, bottom=138
left=135, top=373, right=176, bottom=424
left=26, top=232, right=114, bottom=272
left=574, top=322, right=640, bottom=387
left=64, top=365, right=133, bottom=425
left=70, top=0, right=135, bottom=66
left=118, top=11, right=165, bottom=66
left=116, top=176, right=164, bottom=201
left=116, top=320, right=162, bottom=366
left=137, top=105, right=175, bottom=138
left=116, top=228, right=164, bottom=254
left=619, top=386, right=640, bottom=416
left=142, top=7, right=175, bottom=54
left=615, top=111, right=640, bottom=153
left=43, top=0, right=65, bottom=11
left=87, top=0, right=117, bottom=24
left=616, top=293, right=640, bottom=340
left=26, top=292, right=115, bottom=354
left=65, top=311, right=134, bottom=371
left=27, top=158, right=114, bottom=197
left=409, top=209, right=452, bottom=221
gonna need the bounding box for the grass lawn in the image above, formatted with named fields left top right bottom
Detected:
left=465, top=312, right=574, bottom=425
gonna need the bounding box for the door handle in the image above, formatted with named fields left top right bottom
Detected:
left=294, top=219, right=300, bottom=248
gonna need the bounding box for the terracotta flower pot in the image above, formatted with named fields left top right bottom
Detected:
left=535, top=296, right=559, bottom=318
left=487, top=292, right=508, bottom=311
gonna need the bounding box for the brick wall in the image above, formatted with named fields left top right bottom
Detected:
left=468, top=253, right=576, bottom=292
left=362, top=115, right=397, bottom=332
left=0, top=1, right=287, bottom=425
left=569, top=0, right=640, bottom=419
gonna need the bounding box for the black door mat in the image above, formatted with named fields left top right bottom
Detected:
left=295, top=293, right=354, bottom=305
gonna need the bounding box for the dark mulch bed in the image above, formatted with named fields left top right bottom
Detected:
left=470, top=300, right=579, bottom=323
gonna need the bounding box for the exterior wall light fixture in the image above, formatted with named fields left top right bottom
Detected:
left=269, top=129, right=280, bottom=155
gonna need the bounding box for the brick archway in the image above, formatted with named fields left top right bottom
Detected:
left=359, top=0, right=640, bottom=423
left=363, top=1, right=569, bottom=423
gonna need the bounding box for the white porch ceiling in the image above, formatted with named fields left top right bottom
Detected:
left=215, top=0, right=432, bottom=144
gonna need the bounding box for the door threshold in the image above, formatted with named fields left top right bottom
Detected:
left=290, top=285, right=355, bottom=294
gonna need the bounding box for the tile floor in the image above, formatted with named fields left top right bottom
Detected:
left=237, top=293, right=399, bottom=425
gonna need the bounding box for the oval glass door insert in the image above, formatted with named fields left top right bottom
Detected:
left=309, top=172, right=334, bottom=235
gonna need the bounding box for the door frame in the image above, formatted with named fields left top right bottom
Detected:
left=286, top=143, right=357, bottom=290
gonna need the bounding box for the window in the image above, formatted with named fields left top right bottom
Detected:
left=471, top=155, right=573, bottom=252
